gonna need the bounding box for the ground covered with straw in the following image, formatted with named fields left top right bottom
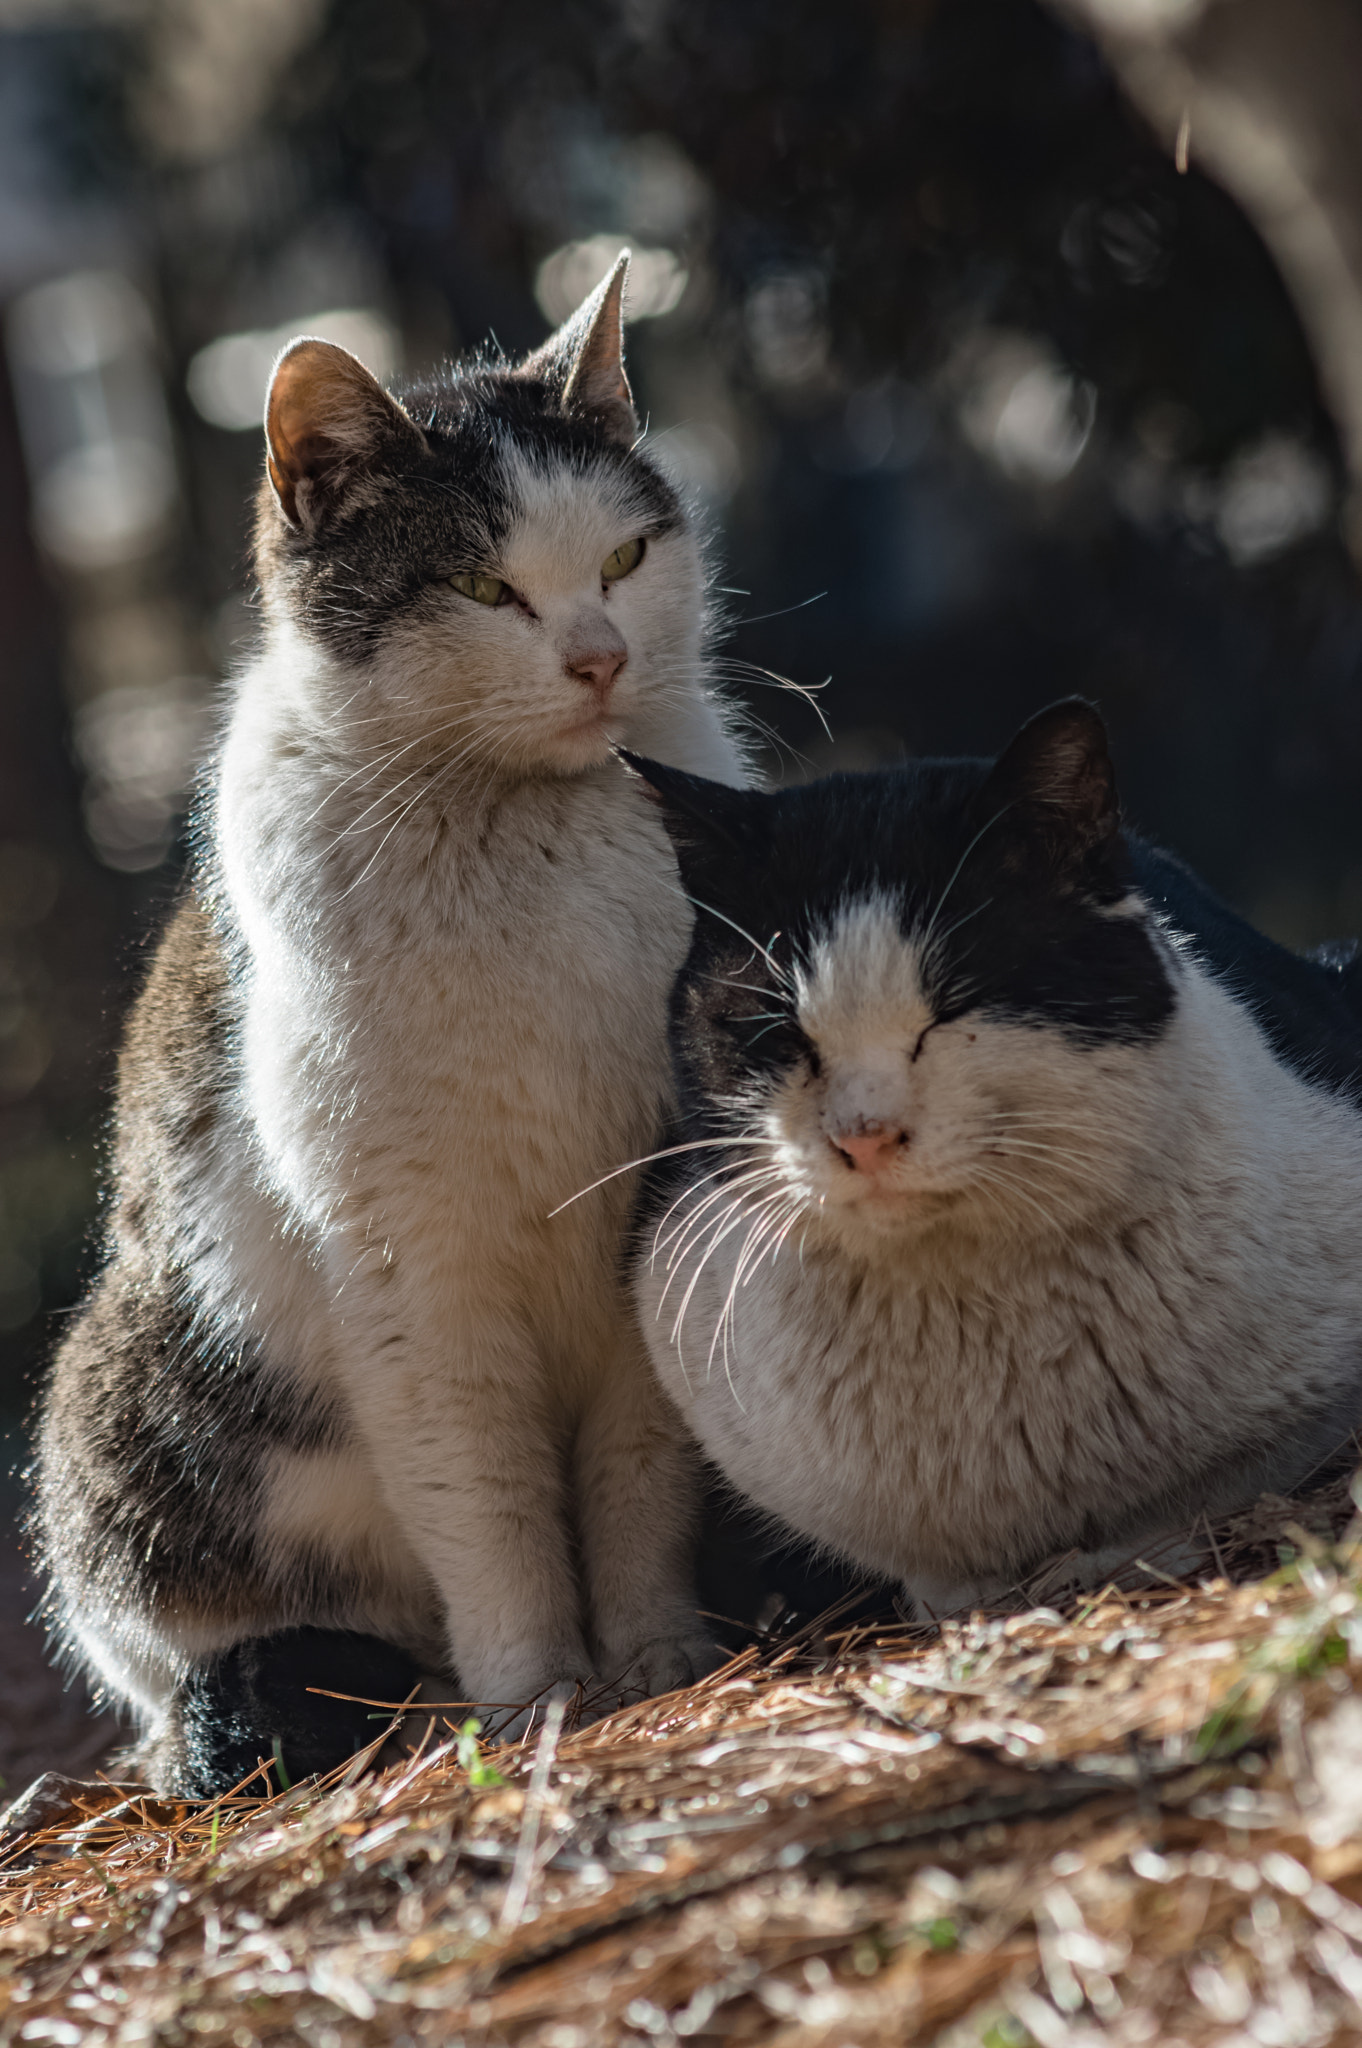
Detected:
left=4, top=1492, right=1362, bottom=2047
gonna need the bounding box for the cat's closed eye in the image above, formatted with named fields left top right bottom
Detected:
left=602, top=536, right=645, bottom=583
left=725, top=1005, right=816, bottom=1070
left=449, top=570, right=512, bottom=606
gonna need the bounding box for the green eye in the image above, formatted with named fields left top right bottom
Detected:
left=601, top=536, right=645, bottom=583
left=449, top=571, right=511, bottom=606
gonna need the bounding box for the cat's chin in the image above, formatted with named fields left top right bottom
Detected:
left=542, top=714, right=620, bottom=774
left=823, top=1180, right=965, bottom=1237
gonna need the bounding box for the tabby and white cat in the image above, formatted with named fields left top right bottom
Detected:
left=37, top=257, right=744, bottom=1792
left=626, top=703, right=1362, bottom=1615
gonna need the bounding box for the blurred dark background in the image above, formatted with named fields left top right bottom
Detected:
left=2, top=0, right=1362, bottom=1432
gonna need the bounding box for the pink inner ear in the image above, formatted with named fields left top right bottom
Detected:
left=282, top=427, right=343, bottom=476
left=563, top=292, right=633, bottom=431
left=566, top=322, right=630, bottom=409
left=268, top=355, right=352, bottom=477
left=264, top=340, right=423, bottom=527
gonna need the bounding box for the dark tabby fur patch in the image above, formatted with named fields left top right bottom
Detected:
left=34, top=903, right=354, bottom=1679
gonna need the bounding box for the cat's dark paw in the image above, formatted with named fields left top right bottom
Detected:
left=168, top=1629, right=427, bottom=1798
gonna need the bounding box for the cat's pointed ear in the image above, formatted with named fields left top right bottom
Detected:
left=979, top=699, right=1119, bottom=867
left=265, top=339, right=426, bottom=532
left=521, top=253, right=636, bottom=447
left=618, top=751, right=763, bottom=892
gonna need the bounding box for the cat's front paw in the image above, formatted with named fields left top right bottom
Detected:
left=597, top=1632, right=726, bottom=1708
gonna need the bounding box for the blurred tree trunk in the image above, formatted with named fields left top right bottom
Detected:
left=0, top=355, right=66, bottom=844
left=1045, top=0, right=1362, bottom=552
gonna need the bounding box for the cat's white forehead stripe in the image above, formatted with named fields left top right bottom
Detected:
left=796, top=895, right=930, bottom=1046
left=498, top=440, right=648, bottom=576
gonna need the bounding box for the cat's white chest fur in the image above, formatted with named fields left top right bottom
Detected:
left=226, top=726, right=686, bottom=1239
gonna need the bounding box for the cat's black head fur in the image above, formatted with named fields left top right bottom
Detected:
left=623, top=700, right=1177, bottom=1128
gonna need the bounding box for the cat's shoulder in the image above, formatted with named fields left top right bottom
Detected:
left=1130, top=836, right=1362, bottom=1106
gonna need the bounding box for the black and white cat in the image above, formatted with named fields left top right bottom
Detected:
left=625, top=702, right=1362, bottom=1615
left=37, top=257, right=744, bottom=1792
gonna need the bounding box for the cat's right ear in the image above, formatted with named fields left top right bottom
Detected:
left=618, top=752, right=764, bottom=893
left=978, top=698, right=1120, bottom=871
left=519, top=253, right=636, bottom=447
left=265, top=339, right=426, bottom=533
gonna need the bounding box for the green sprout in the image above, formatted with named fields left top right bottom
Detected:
left=455, top=1718, right=505, bottom=1789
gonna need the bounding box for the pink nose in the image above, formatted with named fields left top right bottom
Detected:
left=831, top=1125, right=908, bottom=1176
left=567, top=647, right=626, bottom=698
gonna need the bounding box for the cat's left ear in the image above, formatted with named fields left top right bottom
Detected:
left=618, top=751, right=765, bottom=893
left=265, top=339, right=426, bottom=533
left=520, top=253, right=636, bottom=447
left=979, top=699, right=1120, bottom=870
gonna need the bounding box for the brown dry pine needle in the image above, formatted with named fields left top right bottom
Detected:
left=1, top=1477, right=1362, bottom=2045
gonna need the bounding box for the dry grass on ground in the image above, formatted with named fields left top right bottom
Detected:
left=4, top=1488, right=1362, bottom=2047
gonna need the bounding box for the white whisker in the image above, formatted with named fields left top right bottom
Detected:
left=684, top=896, right=793, bottom=988
left=550, top=1137, right=781, bottom=1219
